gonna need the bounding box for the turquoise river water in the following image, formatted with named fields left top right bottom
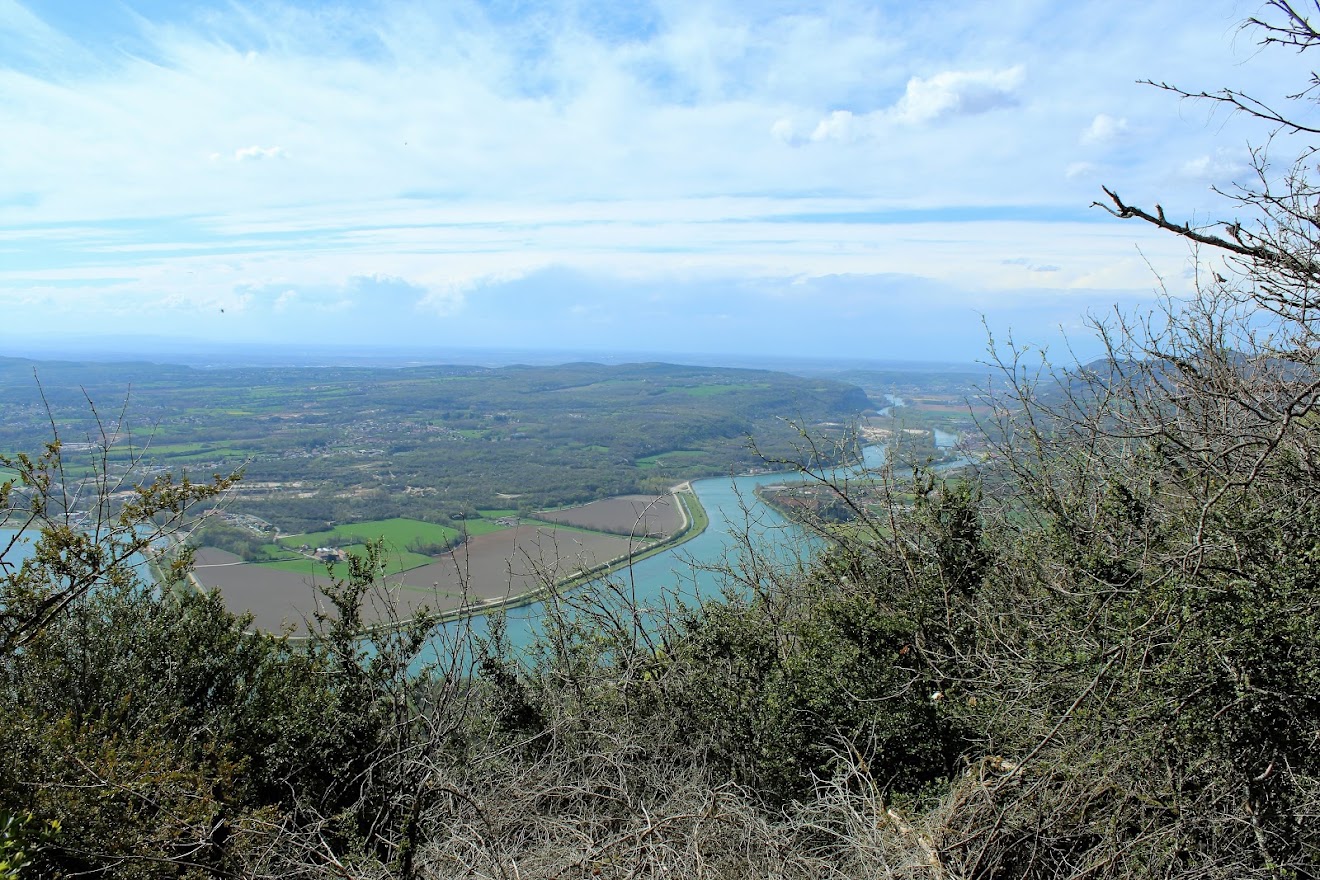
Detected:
left=421, top=444, right=893, bottom=657
left=1, top=444, right=922, bottom=660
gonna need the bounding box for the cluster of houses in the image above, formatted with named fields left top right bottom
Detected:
left=312, top=547, right=348, bottom=563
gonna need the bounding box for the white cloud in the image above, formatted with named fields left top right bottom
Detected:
left=890, top=65, right=1025, bottom=125
left=1180, top=150, right=1248, bottom=181
left=0, top=0, right=85, bottom=69
left=1081, top=113, right=1128, bottom=146
left=810, top=110, right=856, bottom=143
left=1002, top=256, right=1060, bottom=274
left=774, top=109, right=871, bottom=146
left=234, top=145, right=287, bottom=161
left=273, top=289, right=298, bottom=312
left=1066, top=161, right=1098, bottom=179
left=771, top=117, right=802, bottom=145
left=417, top=283, right=470, bottom=317
left=0, top=0, right=1304, bottom=359
left=346, top=273, right=428, bottom=308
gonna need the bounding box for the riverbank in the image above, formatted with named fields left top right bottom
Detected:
left=185, top=486, right=712, bottom=635
left=427, top=485, right=709, bottom=624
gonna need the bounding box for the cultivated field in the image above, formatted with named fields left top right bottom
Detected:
left=393, top=524, right=639, bottom=606
left=192, top=548, right=329, bottom=633
left=534, top=494, right=681, bottom=537
left=256, top=545, right=435, bottom=577
left=280, top=517, right=461, bottom=552
left=192, top=524, right=640, bottom=634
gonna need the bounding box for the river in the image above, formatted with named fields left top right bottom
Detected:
left=424, top=444, right=892, bottom=656
left=0, top=528, right=157, bottom=592
left=0, top=444, right=918, bottom=659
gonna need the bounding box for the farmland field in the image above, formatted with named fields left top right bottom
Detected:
left=635, top=450, right=707, bottom=470
left=535, top=494, right=682, bottom=537
left=192, top=548, right=327, bottom=633
left=256, top=546, right=435, bottom=577
left=0, top=358, right=870, bottom=535
left=393, top=525, right=639, bottom=605
left=460, top=518, right=507, bottom=537
left=192, top=524, right=642, bottom=633
left=279, top=517, right=462, bottom=552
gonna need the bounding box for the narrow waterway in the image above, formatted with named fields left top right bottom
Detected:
left=3, top=441, right=974, bottom=674
left=0, top=530, right=155, bottom=574
left=426, top=444, right=891, bottom=655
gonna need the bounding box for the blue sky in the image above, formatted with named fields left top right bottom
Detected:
left=0, top=0, right=1309, bottom=363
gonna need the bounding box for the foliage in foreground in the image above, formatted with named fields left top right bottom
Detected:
left=7, top=5, right=1320, bottom=876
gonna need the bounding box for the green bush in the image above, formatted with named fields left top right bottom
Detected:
left=666, top=582, right=964, bottom=805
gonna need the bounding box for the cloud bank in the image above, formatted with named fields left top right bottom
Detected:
left=0, top=0, right=1307, bottom=361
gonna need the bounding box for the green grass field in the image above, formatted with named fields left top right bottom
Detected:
left=253, top=542, right=302, bottom=562
left=105, top=441, right=252, bottom=466
left=280, top=517, right=461, bottom=551
left=138, top=440, right=246, bottom=455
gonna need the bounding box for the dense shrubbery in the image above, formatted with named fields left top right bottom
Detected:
left=664, top=580, right=961, bottom=805
left=5, top=6, right=1320, bottom=876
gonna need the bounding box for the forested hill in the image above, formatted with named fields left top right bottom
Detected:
left=0, top=356, right=871, bottom=531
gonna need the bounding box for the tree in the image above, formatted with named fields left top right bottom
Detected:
left=913, top=6, right=1320, bottom=876
left=0, top=398, right=473, bottom=877
left=1, top=392, right=237, bottom=654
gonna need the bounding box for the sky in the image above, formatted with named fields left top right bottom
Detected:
left=0, top=0, right=1313, bottom=364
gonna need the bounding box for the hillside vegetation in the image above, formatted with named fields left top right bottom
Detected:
left=3, top=6, right=1320, bottom=878
left=0, top=360, right=869, bottom=534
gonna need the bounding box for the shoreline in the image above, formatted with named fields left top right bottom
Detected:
left=421, top=485, right=710, bottom=627
left=432, top=485, right=712, bottom=622
left=180, top=486, right=712, bottom=636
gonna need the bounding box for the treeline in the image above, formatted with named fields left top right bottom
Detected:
left=188, top=518, right=289, bottom=562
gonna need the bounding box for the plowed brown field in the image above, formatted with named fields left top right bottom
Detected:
left=193, top=524, right=641, bottom=633
left=534, top=494, right=681, bottom=537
